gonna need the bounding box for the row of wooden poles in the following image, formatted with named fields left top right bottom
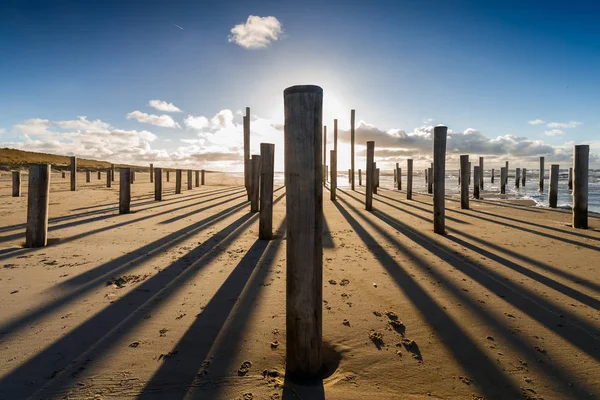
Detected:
left=13, top=85, right=592, bottom=381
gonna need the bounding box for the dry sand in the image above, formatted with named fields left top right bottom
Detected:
left=0, top=171, right=599, bottom=399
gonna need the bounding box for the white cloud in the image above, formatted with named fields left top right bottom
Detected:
left=544, top=129, right=564, bottom=136
left=184, top=115, right=210, bottom=130
left=127, top=111, right=181, bottom=128
left=15, top=118, right=51, bottom=135
left=55, top=116, right=111, bottom=132
left=546, top=121, right=582, bottom=129
left=148, top=100, right=182, bottom=113
left=228, top=15, right=283, bottom=49
left=528, top=119, right=545, bottom=125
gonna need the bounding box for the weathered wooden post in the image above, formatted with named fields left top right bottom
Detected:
left=468, top=162, right=471, bottom=185
left=539, top=157, right=544, bottom=192
left=70, top=156, right=77, bottom=191
left=397, top=167, right=402, bottom=190
left=500, top=167, right=507, bottom=194
left=195, top=170, right=200, bottom=187
left=12, top=171, right=21, bottom=197
left=573, top=145, right=589, bottom=229
left=201, top=169, right=205, bottom=185
left=515, top=168, right=520, bottom=188
left=111, top=164, right=115, bottom=182
left=86, top=170, right=91, bottom=183
left=259, top=143, right=275, bottom=239
left=97, top=170, right=101, bottom=180
left=505, top=161, right=509, bottom=186
left=62, top=171, right=66, bottom=179
left=358, top=169, right=362, bottom=186
left=351, top=109, right=355, bottom=190
left=473, top=166, right=480, bottom=199
left=154, top=168, right=163, bottom=201
left=187, top=170, right=193, bottom=190
left=522, top=168, right=526, bottom=186
left=283, top=85, right=323, bottom=379
left=373, top=164, right=379, bottom=194
left=175, top=169, right=182, bottom=194
left=568, top=167, right=573, bottom=190
left=458, top=168, right=461, bottom=185
left=119, top=168, right=131, bottom=214
left=460, top=155, right=469, bottom=209
left=323, top=125, right=327, bottom=185
left=394, top=167, right=397, bottom=184
left=166, top=170, right=170, bottom=182
left=548, top=164, right=559, bottom=208
left=330, top=150, right=337, bottom=201
left=427, top=168, right=433, bottom=194
left=407, top=159, right=413, bottom=200
left=479, top=156, right=484, bottom=190
left=491, top=168, right=494, bottom=183
left=150, top=163, right=154, bottom=182
left=130, top=170, right=135, bottom=184
left=244, top=109, right=251, bottom=200
left=433, top=126, right=447, bottom=234
left=106, top=168, right=111, bottom=188
left=425, top=169, right=428, bottom=184
left=348, top=169, right=351, bottom=183
left=366, top=142, right=374, bottom=211
left=25, top=164, right=50, bottom=248
left=250, top=155, right=261, bottom=212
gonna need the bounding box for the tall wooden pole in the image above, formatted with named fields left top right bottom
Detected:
left=500, top=167, right=507, bottom=194
left=259, top=143, right=275, bottom=239
left=106, top=168, right=111, bottom=188
left=460, top=155, right=469, bottom=209
left=373, top=163, right=378, bottom=195
left=568, top=167, right=573, bottom=190
left=351, top=109, right=355, bottom=190
left=433, top=127, right=447, bottom=234
left=397, top=167, right=402, bottom=190
left=283, top=85, right=323, bottom=379
left=323, top=125, right=327, bottom=185
left=427, top=168, right=433, bottom=194
left=12, top=171, right=21, bottom=197
left=366, top=141, right=374, bottom=211
left=358, top=169, right=362, bottom=186
left=573, top=145, right=589, bottom=229
left=166, top=170, right=170, bottom=182
left=86, top=170, right=91, bottom=183
left=201, top=169, right=205, bottom=185
left=515, top=168, right=521, bottom=188
left=473, top=166, right=480, bottom=199
left=539, top=156, right=544, bottom=192
left=244, top=109, right=250, bottom=200
left=250, top=155, right=261, bottom=213
left=491, top=168, right=494, bottom=184
left=330, top=150, right=337, bottom=201
left=195, top=170, right=200, bottom=187
left=155, top=168, right=162, bottom=201
left=175, top=169, right=182, bottom=194
left=150, top=163, right=154, bottom=182
left=97, top=170, right=101, bottom=180
left=187, top=170, right=193, bottom=190
left=548, top=164, right=559, bottom=208
left=522, top=168, right=526, bottom=186
left=25, top=164, right=50, bottom=248
left=70, top=156, right=77, bottom=191
left=479, top=156, right=484, bottom=190
left=407, top=159, right=413, bottom=200
left=505, top=161, right=509, bottom=187
left=111, top=163, right=115, bottom=182
left=119, top=168, right=131, bottom=214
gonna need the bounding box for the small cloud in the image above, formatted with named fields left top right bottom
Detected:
left=546, top=121, right=582, bottom=129
left=184, top=115, right=210, bottom=130
left=14, top=118, right=51, bottom=135
left=545, top=129, right=564, bottom=136
left=127, top=111, right=181, bottom=128
left=55, top=116, right=111, bottom=132
left=528, top=119, right=545, bottom=125
left=228, top=15, right=283, bottom=49
left=149, top=100, right=182, bottom=113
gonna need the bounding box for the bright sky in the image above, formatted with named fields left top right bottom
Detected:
left=1, top=0, right=599, bottom=171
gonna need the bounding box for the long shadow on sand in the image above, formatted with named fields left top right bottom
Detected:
left=335, top=194, right=596, bottom=399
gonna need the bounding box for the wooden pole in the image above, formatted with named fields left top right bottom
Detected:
left=323, top=125, right=327, bottom=185
left=195, top=170, right=200, bottom=187
left=427, top=168, right=433, bottom=194
left=548, top=164, right=559, bottom=208
left=407, top=159, right=413, bottom=200
left=187, top=170, right=193, bottom=190
left=244, top=109, right=251, bottom=200
left=515, top=168, right=520, bottom=188
left=86, top=170, right=91, bottom=183
left=366, top=141, right=374, bottom=210
left=491, top=168, right=494, bottom=183
left=539, top=156, right=544, bottom=192
left=250, top=155, right=261, bottom=212
left=154, top=168, right=162, bottom=201
left=458, top=168, right=461, bottom=185
left=479, top=156, right=484, bottom=190
left=351, top=109, right=355, bottom=190
left=111, top=164, right=115, bottom=182
left=573, top=145, right=589, bottom=229
left=394, top=168, right=397, bottom=184
left=522, top=168, right=526, bottom=186
left=260, top=143, right=275, bottom=239
left=500, top=167, right=506, bottom=194
left=505, top=161, right=509, bottom=187
left=460, top=156, right=469, bottom=209
left=12, top=171, right=21, bottom=197
left=358, top=169, right=362, bottom=186
left=62, top=171, right=66, bottom=179
left=468, top=162, right=471, bottom=185
left=473, top=166, right=480, bottom=199
left=166, top=170, right=170, bottom=182
left=150, top=164, right=154, bottom=182
left=175, top=169, right=182, bottom=194
left=70, top=156, right=77, bottom=191
left=397, top=167, right=402, bottom=190
left=568, top=167, right=573, bottom=190
left=106, top=168, right=111, bottom=188
left=201, top=169, right=205, bottom=185
left=433, top=126, right=447, bottom=234
left=97, top=170, right=101, bottom=180
left=348, top=169, right=351, bottom=183
left=330, top=150, right=337, bottom=201
left=25, top=164, right=50, bottom=248
left=130, top=170, right=135, bottom=184
left=373, top=164, right=378, bottom=195
left=283, top=85, right=323, bottom=379
left=119, top=168, right=131, bottom=214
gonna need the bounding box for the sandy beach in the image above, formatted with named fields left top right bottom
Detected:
left=0, top=171, right=598, bottom=399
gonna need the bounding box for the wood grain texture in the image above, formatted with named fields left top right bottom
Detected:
left=25, top=164, right=50, bottom=247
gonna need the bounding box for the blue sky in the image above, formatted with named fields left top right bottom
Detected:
left=0, top=0, right=598, bottom=170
